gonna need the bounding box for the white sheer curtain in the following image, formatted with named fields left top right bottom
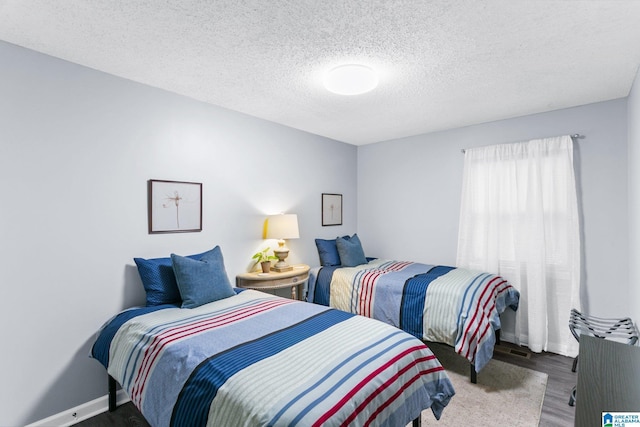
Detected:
left=456, top=135, right=580, bottom=356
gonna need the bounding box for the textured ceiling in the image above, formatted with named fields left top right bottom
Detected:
left=2, top=1, right=640, bottom=145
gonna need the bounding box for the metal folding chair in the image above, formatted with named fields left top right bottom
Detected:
left=568, top=308, right=638, bottom=406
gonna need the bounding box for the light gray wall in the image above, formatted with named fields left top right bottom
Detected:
left=358, top=99, right=630, bottom=322
left=3, top=36, right=636, bottom=425
left=628, top=65, right=640, bottom=329
left=0, top=41, right=357, bottom=426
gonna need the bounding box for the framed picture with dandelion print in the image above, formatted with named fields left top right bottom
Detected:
left=148, top=179, right=202, bottom=234
left=322, top=193, right=342, bottom=226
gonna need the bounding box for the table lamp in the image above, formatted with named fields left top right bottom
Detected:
left=265, top=214, right=299, bottom=272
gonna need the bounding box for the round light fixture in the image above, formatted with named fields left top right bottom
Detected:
left=323, top=64, right=379, bottom=95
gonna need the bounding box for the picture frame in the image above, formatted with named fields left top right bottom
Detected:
left=322, top=193, right=342, bottom=226
left=148, top=179, right=202, bottom=234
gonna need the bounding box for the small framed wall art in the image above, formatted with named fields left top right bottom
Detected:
left=322, top=193, right=342, bottom=226
left=148, top=179, right=202, bottom=234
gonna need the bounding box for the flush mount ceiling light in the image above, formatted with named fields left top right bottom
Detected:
left=323, top=64, right=379, bottom=95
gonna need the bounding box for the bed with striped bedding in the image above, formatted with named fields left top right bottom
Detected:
left=91, top=289, right=454, bottom=426
left=307, top=259, right=520, bottom=374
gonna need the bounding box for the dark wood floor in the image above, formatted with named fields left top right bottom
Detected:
left=492, top=342, right=576, bottom=427
left=77, top=342, right=576, bottom=426
left=75, top=403, right=150, bottom=427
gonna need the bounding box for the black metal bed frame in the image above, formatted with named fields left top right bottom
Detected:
left=467, top=328, right=501, bottom=384
left=108, top=375, right=117, bottom=412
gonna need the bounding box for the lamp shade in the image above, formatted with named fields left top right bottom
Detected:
left=265, top=214, right=299, bottom=240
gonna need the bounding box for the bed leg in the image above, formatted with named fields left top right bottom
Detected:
left=412, top=416, right=422, bottom=427
left=108, top=375, right=117, bottom=412
left=496, top=329, right=501, bottom=346
left=470, top=364, right=477, bottom=384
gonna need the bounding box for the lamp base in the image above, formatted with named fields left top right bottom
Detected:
left=272, top=263, right=293, bottom=273
left=273, top=246, right=292, bottom=272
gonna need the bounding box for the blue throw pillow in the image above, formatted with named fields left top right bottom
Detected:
left=315, top=236, right=349, bottom=266
left=171, top=246, right=235, bottom=309
left=134, top=249, right=209, bottom=306
left=336, top=234, right=367, bottom=267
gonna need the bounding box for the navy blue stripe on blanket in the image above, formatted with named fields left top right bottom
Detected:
left=400, top=266, right=455, bottom=339
left=313, top=265, right=341, bottom=306
left=170, top=309, right=354, bottom=427
left=91, top=304, right=178, bottom=368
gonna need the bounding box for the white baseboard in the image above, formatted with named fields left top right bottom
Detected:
left=25, top=390, right=130, bottom=427
left=499, top=331, right=517, bottom=344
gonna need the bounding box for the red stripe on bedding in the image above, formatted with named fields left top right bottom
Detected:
left=339, top=355, right=442, bottom=427
left=459, top=284, right=503, bottom=359
left=363, top=366, right=444, bottom=427
left=457, top=279, right=512, bottom=360
left=381, top=261, right=412, bottom=272
left=469, top=321, right=494, bottom=361
left=312, top=345, right=431, bottom=427
left=358, top=262, right=412, bottom=317
left=359, top=271, right=380, bottom=317
left=130, top=299, right=291, bottom=404
left=389, top=261, right=412, bottom=271
left=469, top=283, right=513, bottom=359
left=458, top=276, right=503, bottom=352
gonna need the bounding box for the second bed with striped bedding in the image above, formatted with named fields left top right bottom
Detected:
left=307, top=259, right=520, bottom=373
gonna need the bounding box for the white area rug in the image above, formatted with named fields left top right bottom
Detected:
left=420, top=343, right=547, bottom=426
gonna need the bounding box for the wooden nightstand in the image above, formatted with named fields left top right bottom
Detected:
left=236, top=264, right=310, bottom=300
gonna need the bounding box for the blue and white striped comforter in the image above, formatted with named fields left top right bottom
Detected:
left=308, top=260, right=520, bottom=372
left=91, top=290, right=454, bottom=426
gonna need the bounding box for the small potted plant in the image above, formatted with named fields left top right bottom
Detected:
left=252, top=247, right=278, bottom=273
